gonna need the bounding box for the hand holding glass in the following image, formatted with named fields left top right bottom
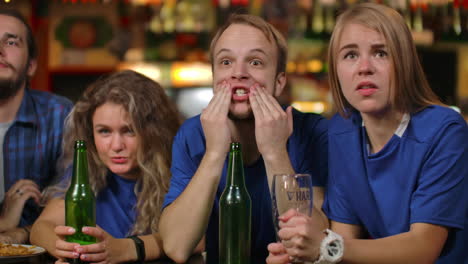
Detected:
left=271, top=174, right=313, bottom=235
left=271, top=174, right=313, bottom=263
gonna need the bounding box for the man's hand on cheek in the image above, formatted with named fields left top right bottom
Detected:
left=201, top=81, right=232, bottom=158
left=249, top=84, right=293, bottom=159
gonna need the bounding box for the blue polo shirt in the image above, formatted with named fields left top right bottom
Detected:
left=324, top=105, right=468, bottom=263
left=163, top=108, right=328, bottom=264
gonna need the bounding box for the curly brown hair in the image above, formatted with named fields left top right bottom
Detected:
left=60, top=70, right=181, bottom=235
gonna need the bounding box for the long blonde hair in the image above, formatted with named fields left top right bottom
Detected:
left=328, top=3, right=441, bottom=117
left=59, top=70, right=181, bottom=235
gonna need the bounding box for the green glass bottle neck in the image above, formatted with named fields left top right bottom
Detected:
left=226, top=147, right=246, bottom=187
left=71, top=148, right=90, bottom=185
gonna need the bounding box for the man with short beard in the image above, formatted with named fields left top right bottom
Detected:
left=159, top=14, right=329, bottom=264
left=0, top=9, right=72, bottom=244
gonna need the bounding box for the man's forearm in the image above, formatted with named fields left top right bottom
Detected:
left=263, top=149, right=295, bottom=190
left=160, top=153, right=225, bottom=263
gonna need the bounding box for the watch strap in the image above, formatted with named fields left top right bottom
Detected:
left=128, top=235, right=145, bottom=263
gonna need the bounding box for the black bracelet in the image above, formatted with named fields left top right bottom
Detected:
left=22, top=226, right=31, bottom=242
left=128, top=235, right=145, bottom=263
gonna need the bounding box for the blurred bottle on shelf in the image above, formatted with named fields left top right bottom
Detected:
left=411, top=0, right=425, bottom=32
left=310, top=0, right=324, bottom=37
left=249, top=0, right=263, bottom=16
left=305, top=0, right=336, bottom=40
left=288, top=0, right=309, bottom=38
left=214, top=0, right=249, bottom=27
left=453, top=0, right=462, bottom=36
left=323, top=0, right=336, bottom=35
left=439, top=0, right=465, bottom=42
left=160, top=0, right=176, bottom=33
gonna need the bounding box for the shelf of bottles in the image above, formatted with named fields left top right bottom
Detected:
left=133, top=0, right=468, bottom=71
left=144, top=0, right=253, bottom=62
left=283, top=0, right=468, bottom=78
left=289, top=0, right=468, bottom=42
left=41, top=0, right=468, bottom=46
left=100, top=0, right=467, bottom=84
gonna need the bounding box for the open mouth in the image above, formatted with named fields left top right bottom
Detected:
left=234, top=88, right=248, bottom=96
left=232, top=87, right=250, bottom=101
left=356, top=83, right=378, bottom=96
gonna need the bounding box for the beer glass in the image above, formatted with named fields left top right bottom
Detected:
left=271, top=174, right=313, bottom=236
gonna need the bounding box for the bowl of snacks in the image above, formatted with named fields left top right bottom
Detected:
left=0, top=243, right=47, bottom=263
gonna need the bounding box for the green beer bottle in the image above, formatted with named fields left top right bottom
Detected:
left=65, top=140, right=96, bottom=264
left=219, top=142, right=252, bottom=264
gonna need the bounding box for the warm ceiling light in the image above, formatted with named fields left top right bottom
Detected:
left=130, top=0, right=162, bottom=4
left=171, top=62, right=212, bottom=87
left=292, top=101, right=327, bottom=114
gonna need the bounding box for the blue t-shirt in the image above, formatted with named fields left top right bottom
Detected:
left=96, top=173, right=137, bottom=238
left=324, top=105, right=468, bottom=263
left=163, top=108, right=328, bottom=263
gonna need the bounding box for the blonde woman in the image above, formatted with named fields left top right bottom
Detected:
left=267, top=3, right=467, bottom=264
left=30, top=70, right=183, bottom=263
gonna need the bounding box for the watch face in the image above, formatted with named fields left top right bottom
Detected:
left=326, top=240, right=343, bottom=260
left=322, top=230, right=344, bottom=262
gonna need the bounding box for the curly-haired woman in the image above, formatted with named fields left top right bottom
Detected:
left=30, top=70, right=186, bottom=263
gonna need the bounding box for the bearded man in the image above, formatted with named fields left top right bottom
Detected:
left=0, top=9, right=72, bottom=244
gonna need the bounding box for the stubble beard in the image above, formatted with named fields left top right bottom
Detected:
left=228, top=110, right=254, bottom=121
left=0, top=64, right=28, bottom=101
left=227, top=103, right=255, bottom=121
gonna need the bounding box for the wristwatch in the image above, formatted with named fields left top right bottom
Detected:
left=313, top=229, right=344, bottom=264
